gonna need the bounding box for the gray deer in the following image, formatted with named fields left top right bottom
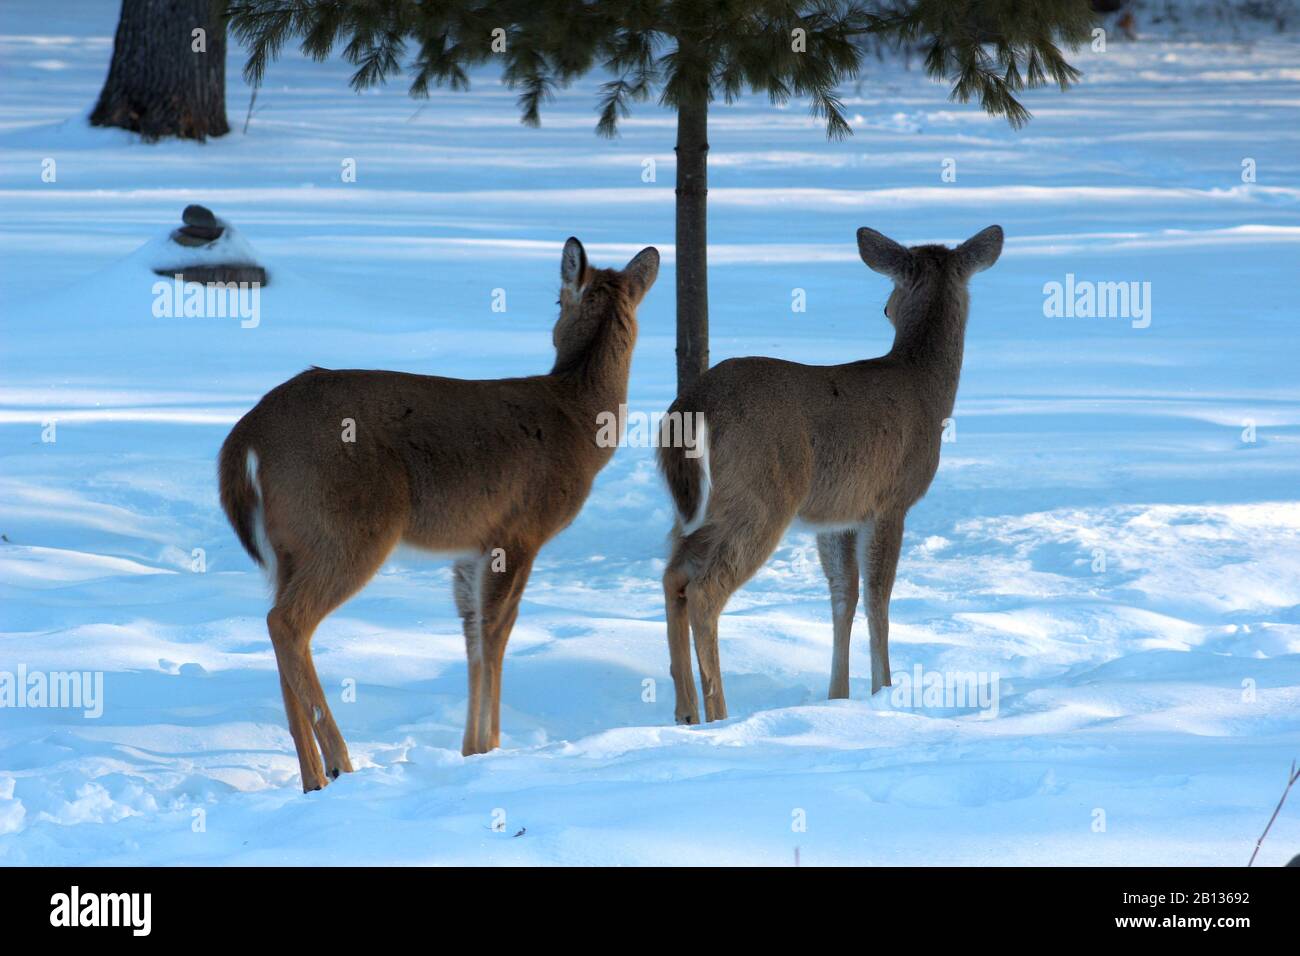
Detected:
left=657, top=225, right=1003, bottom=724
left=219, top=239, right=659, bottom=790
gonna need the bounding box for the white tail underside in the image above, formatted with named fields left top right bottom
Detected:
left=679, top=419, right=712, bottom=536
left=245, top=448, right=277, bottom=588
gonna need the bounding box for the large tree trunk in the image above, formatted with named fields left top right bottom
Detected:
left=91, top=0, right=230, bottom=141
left=674, top=97, right=709, bottom=394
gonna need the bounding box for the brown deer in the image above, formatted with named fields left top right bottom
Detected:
left=219, top=238, right=659, bottom=791
left=657, top=225, right=1002, bottom=724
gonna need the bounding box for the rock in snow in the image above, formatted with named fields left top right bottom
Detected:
left=158, top=205, right=268, bottom=284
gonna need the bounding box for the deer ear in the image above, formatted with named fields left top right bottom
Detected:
left=561, top=237, right=587, bottom=289
left=856, top=227, right=911, bottom=280
left=623, top=246, right=660, bottom=300
left=956, top=225, right=1003, bottom=275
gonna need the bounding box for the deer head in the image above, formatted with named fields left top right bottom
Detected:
left=552, top=237, right=659, bottom=367
left=857, top=225, right=1003, bottom=331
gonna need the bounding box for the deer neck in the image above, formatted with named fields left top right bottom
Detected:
left=886, top=276, right=969, bottom=413
left=549, top=312, right=637, bottom=428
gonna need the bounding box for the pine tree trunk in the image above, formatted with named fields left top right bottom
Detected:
left=90, top=0, right=230, bottom=141
left=674, top=97, right=709, bottom=394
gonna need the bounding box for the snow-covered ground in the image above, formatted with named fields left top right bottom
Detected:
left=1, top=2, right=1298, bottom=865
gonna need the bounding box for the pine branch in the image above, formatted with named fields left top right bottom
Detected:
left=226, top=0, right=1093, bottom=137
left=868, top=0, right=1095, bottom=128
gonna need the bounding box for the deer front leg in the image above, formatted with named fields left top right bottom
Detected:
left=863, top=514, right=904, bottom=695
left=453, top=557, right=487, bottom=757
left=470, top=547, right=536, bottom=755
left=816, top=529, right=859, bottom=699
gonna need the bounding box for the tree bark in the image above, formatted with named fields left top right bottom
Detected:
left=90, top=0, right=230, bottom=141
left=674, top=97, right=709, bottom=394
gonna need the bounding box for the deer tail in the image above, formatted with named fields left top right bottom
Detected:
left=657, top=409, right=711, bottom=535
left=218, top=424, right=272, bottom=576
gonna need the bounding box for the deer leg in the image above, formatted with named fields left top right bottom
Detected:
left=469, top=547, right=536, bottom=755
left=664, top=531, right=701, bottom=725
left=685, top=585, right=727, bottom=722
left=864, top=514, right=904, bottom=695
left=264, top=512, right=403, bottom=791
left=298, top=649, right=353, bottom=779
left=267, top=608, right=329, bottom=792
left=817, top=529, right=859, bottom=700
left=275, top=663, right=325, bottom=792
left=481, top=603, right=520, bottom=753
left=268, top=604, right=354, bottom=785
left=683, top=510, right=788, bottom=722
left=453, top=557, right=486, bottom=757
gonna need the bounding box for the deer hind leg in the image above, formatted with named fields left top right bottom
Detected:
left=817, top=529, right=859, bottom=700
left=267, top=522, right=402, bottom=792
left=299, top=640, right=353, bottom=779
left=465, top=545, right=536, bottom=756
left=683, top=509, right=789, bottom=722
left=863, top=514, right=904, bottom=695
left=268, top=603, right=343, bottom=792
left=663, top=527, right=701, bottom=725
left=271, top=652, right=326, bottom=792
